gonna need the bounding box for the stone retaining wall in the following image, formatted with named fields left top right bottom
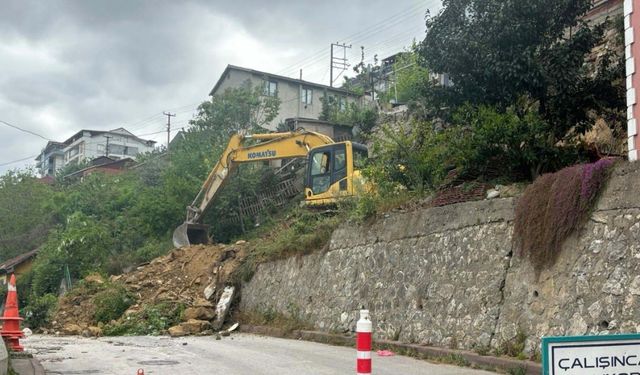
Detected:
left=240, top=162, right=640, bottom=354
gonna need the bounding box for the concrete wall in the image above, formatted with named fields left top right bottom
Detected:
left=0, top=338, right=7, bottom=375
left=240, top=162, right=640, bottom=354
left=626, top=0, right=640, bottom=160
left=214, top=69, right=358, bottom=131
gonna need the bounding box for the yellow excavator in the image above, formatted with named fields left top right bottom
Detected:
left=172, top=129, right=369, bottom=247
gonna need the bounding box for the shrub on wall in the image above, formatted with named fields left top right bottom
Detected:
left=513, top=158, right=615, bottom=270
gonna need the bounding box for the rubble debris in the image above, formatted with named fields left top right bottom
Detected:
left=62, top=323, right=83, bottom=336
left=183, top=307, right=216, bottom=321
left=203, top=282, right=216, bottom=300
left=212, top=286, right=235, bottom=330
left=227, top=323, right=239, bottom=332
left=486, top=189, right=500, bottom=199
left=49, top=243, right=247, bottom=336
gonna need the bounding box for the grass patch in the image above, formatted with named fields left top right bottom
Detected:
left=231, top=207, right=342, bottom=283
left=473, top=344, right=491, bottom=356
left=497, top=330, right=527, bottom=358
left=507, top=366, right=528, bottom=375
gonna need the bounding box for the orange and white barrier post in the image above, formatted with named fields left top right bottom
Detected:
left=1, top=274, right=25, bottom=352
left=356, top=309, right=372, bottom=375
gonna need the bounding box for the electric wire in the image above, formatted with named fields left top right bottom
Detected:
left=277, top=0, right=438, bottom=80
left=0, top=120, right=53, bottom=141
left=0, top=154, right=40, bottom=167
left=276, top=1, right=429, bottom=76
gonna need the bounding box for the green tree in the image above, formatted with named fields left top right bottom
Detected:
left=319, top=97, right=378, bottom=139
left=390, top=49, right=430, bottom=103
left=190, top=80, right=280, bottom=133
left=418, top=0, right=625, bottom=132
left=31, top=212, right=114, bottom=295
left=155, top=81, right=283, bottom=240
left=0, top=170, right=55, bottom=262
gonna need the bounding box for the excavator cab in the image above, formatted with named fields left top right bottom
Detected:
left=304, top=141, right=369, bottom=206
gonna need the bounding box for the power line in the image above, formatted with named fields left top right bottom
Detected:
left=277, top=0, right=435, bottom=79
left=137, top=129, right=169, bottom=137
left=278, top=0, right=439, bottom=81
left=276, top=1, right=429, bottom=76
left=0, top=120, right=53, bottom=141
left=0, top=154, right=39, bottom=167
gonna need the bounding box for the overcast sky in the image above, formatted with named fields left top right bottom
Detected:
left=0, top=0, right=441, bottom=174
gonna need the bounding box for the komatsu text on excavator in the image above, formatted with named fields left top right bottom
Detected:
left=172, top=129, right=369, bottom=247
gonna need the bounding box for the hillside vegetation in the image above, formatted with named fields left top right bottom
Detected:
left=0, top=0, right=627, bottom=329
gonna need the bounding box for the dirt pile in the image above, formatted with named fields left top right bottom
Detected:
left=48, top=242, right=247, bottom=337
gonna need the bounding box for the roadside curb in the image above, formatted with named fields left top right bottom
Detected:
left=240, top=325, right=542, bottom=374
left=10, top=356, right=45, bottom=375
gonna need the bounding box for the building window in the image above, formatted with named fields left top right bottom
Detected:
left=110, top=144, right=125, bottom=155
left=264, top=80, right=278, bottom=97
left=338, top=96, right=347, bottom=111
left=67, top=145, right=79, bottom=159
left=124, top=146, right=138, bottom=156
left=301, top=87, right=313, bottom=105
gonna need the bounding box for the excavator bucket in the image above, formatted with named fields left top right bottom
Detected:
left=172, top=222, right=210, bottom=248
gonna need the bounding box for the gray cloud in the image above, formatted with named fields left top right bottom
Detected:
left=0, top=0, right=439, bottom=173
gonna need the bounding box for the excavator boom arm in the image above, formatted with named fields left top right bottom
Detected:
left=186, top=130, right=334, bottom=224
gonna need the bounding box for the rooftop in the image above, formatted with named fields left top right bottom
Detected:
left=63, top=127, right=157, bottom=147
left=210, top=64, right=360, bottom=97
left=0, top=248, right=39, bottom=274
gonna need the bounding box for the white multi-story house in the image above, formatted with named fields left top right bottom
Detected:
left=35, top=141, right=65, bottom=177
left=36, top=127, right=156, bottom=176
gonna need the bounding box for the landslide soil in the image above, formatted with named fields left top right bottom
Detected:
left=49, top=243, right=246, bottom=334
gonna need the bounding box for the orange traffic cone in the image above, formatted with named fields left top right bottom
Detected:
left=1, top=274, right=24, bottom=351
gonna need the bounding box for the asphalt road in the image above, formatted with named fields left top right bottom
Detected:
left=26, top=334, right=495, bottom=375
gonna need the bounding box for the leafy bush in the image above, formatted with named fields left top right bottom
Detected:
left=369, top=120, right=450, bottom=192
left=103, top=302, right=185, bottom=336
left=23, top=294, right=57, bottom=329
left=93, top=284, right=135, bottom=324
left=132, top=238, right=174, bottom=264
left=448, top=103, right=577, bottom=180
left=31, top=212, right=114, bottom=296
left=369, top=103, right=585, bottom=196
left=319, top=97, right=378, bottom=139
left=514, top=159, right=615, bottom=269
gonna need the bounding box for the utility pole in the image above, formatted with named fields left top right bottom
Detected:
left=163, top=111, right=176, bottom=159
left=330, top=42, right=351, bottom=87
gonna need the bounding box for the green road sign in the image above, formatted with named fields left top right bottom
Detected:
left=542, top=333, right=640, bottom=375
